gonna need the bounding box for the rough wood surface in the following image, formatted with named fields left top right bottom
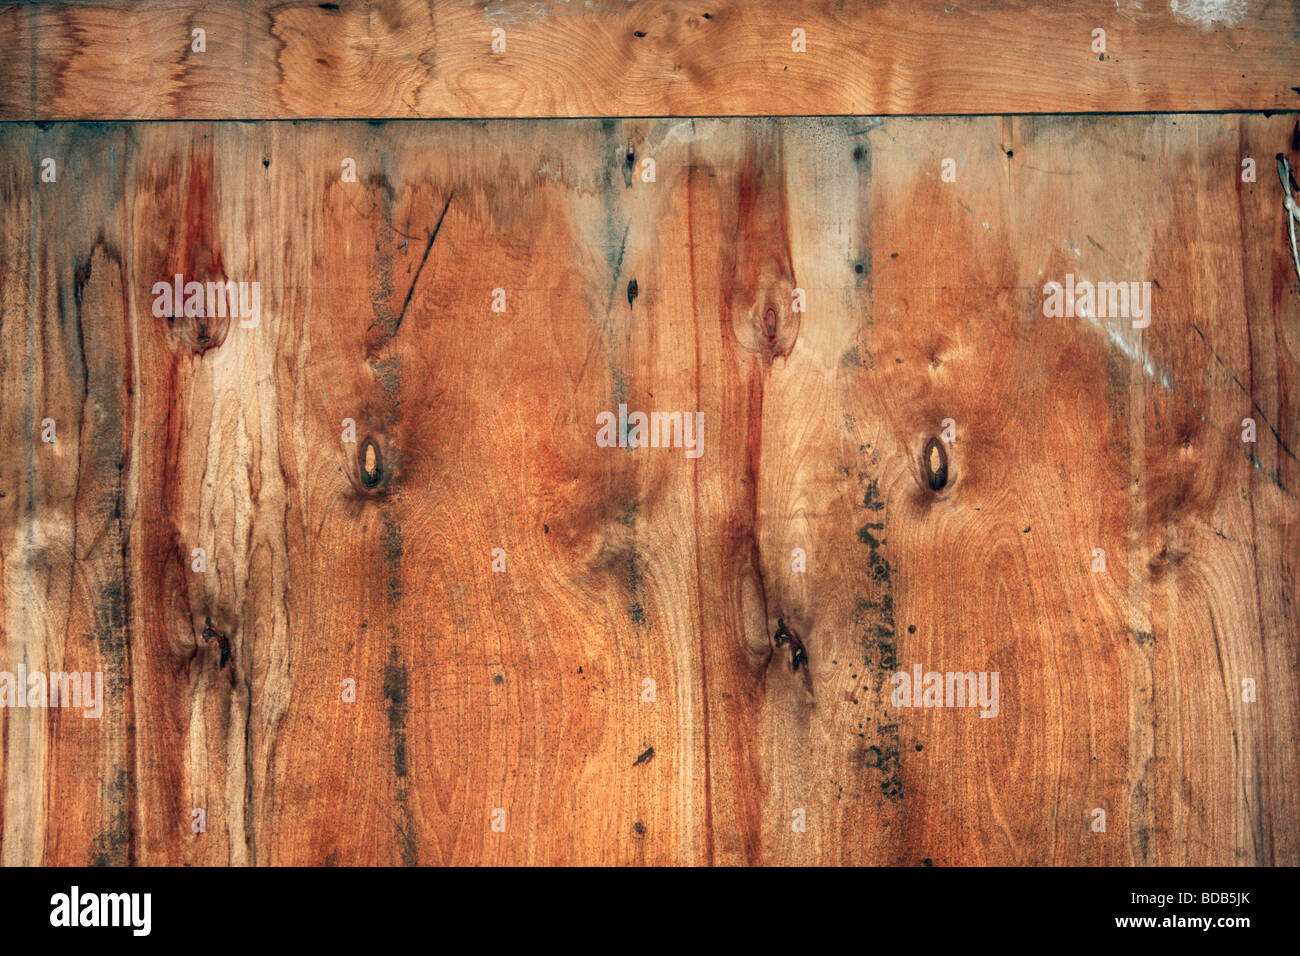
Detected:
left=1, top=114, right=1298, bottom=865
left=1, top=0, right=1297, bottom=120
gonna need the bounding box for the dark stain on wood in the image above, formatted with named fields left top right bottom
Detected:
left=201, top=616, right=231, bottom=668
left=773, top=617, right=808, bottom=671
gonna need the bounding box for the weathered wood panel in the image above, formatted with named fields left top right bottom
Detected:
left=0, top=1, right=1297, bottom=120
left=1, top=114, right=1297, bottom=865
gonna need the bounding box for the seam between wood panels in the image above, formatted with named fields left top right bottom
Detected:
left=4, top=110, right=1300, bottom=127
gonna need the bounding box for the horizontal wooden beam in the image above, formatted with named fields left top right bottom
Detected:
left=1, top=0, right=1296, bottom=120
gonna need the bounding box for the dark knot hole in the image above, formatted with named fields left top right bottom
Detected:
left=923, top=437, right=948, bottom=491
left=360, top=439, right=382, bottom=489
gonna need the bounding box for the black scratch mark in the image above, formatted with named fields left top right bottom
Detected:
left=393, top=192, right=453, bottom=334
left=1192, top=324, right=1297, bottom=463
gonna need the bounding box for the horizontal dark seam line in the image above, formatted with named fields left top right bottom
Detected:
left=3, top=107, right=1299, bottom=125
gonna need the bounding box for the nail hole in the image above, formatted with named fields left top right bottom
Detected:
left=923, top=437, right=948, bottom=491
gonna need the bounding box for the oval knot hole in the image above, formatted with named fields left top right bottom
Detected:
left=361, top=440, right=382, bottom=489
left=923, top=437, right=948, bottom=491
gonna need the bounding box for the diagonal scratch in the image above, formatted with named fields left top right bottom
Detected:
left=1192, top=323, right=1297, bottom=462
left=394, top=191, right=453, bottom=334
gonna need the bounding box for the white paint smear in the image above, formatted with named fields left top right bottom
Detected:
left=1169, top=0, right=1247, bottom=28
left=647, top=118, right=721, bottom=155
left=1082, top=313, right=1174, bottom=391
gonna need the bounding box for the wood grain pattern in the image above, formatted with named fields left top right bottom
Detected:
left=1, top=114, right=1298, bottom=865
left=0, top=0, right=1297, bottom=120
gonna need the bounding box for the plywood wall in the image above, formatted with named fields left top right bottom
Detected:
left=2, top=114, right=1296, bottom=864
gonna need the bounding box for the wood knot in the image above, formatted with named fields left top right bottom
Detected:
left=360, top=438, right=383, bottom=489
left=923, top=437, right=948, bottom=491
left=730, top=290, right=800, bottom=360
